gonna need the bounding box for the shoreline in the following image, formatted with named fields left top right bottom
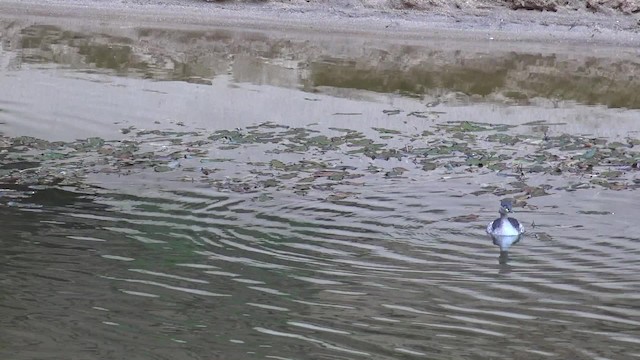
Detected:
left=0, top=0, right=639, bottom=48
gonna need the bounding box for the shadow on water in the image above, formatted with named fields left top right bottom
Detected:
left=1, top=14, right=640, bottom=360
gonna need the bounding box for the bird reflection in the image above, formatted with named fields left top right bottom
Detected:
left=498, top=252, right=514, bottom=274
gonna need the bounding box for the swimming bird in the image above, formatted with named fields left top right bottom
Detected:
left=486, top=199, right=525, bottom=254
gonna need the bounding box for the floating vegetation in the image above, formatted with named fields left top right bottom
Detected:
left=1, top=120, right=639, bottom=202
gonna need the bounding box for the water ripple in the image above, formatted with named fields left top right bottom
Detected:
left=3, top=178, right=640, bottom=359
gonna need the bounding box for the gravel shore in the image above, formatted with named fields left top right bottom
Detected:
left=0, top=0, right=638, bottom=47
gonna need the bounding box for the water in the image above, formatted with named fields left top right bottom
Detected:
left=2, top=13, right=640, bottom=360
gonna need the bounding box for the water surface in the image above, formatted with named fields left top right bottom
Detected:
left=1, top=15, right=640, bottom=360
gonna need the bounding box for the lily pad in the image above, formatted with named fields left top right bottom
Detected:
left=599, top=170, right=623, bottom=179
left=154, top=165, right=173, bottom=173
left=278, top=173, right=298, bottom=180
left=486, top=133, right=520, bottom=145
left=200, top=158, right=233, bottom=163
left=40, top=152, right=67, bottom=160
left=578, top=210, right=612, bottom=215
left=443, top=121, right=495, bottom=132
left=385, top=167, right=408, bottom=177
left=582, top=148, right=598, bottom=159
left=260, top=179, right=280, bottom=188
left=269, top=160, right=286, bottom=170
left=326, top=192, right=354, bottom=201
left=422, top=162, right=437, bottom=171
left=254, top=193, right=273, bottom=202
left=372, top=127, right=401, bottom=134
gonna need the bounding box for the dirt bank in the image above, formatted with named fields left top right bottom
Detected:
left=222, top=0, right=640, bottom=14
left=0, top=0, right=638, bottom=47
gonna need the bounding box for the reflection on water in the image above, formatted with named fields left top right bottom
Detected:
left=1, top=14, right=640, bottom=360
left=3, top=22, right=640, bottom=108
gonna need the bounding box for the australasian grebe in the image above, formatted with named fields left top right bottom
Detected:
left=486, top=199, right=525, bottom=252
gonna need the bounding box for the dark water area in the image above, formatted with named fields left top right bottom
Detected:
left=2, top=183, right=639, bottom=360
left=1, top=14, right=640, bottom=360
